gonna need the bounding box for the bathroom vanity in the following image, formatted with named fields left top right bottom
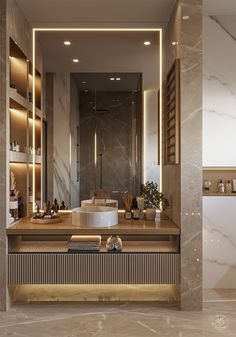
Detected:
left=7, top=213, right=180, bottom=286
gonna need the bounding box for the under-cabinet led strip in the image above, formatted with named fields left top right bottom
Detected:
left=32, top=28, right=163, bottom=211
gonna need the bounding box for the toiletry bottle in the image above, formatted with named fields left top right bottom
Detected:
left=226, top=180, right=232, bottom=193
left=132, top=198, right=140, bottom=220
left=218, top=179, right=225, bottom=193
left=15, top=141, right=20, bottom=152
left=233, top=179, right=236, bottom=193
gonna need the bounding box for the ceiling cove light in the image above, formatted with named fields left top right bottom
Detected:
left=144, top=41, right=151, bottom=46
left=73, top=58, right=79, bottom=63
left=64, top=41, right=71, bottom=46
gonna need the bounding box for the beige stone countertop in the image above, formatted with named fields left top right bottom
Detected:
left=7, top=213, right=180, bottom=235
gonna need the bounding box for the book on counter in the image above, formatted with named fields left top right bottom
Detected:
left=67, top=235, right=101, bottom=252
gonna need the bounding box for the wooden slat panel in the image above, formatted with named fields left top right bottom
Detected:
left=165, top=59, right=180, bottom=165
left=8, top=253, right=180, bottom=285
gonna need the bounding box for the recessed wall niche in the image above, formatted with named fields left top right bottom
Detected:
left=10, top=38, right=28, bottom=98
left=10, top=99, right=27, bottom=153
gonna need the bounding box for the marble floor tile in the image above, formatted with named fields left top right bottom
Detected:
left=0, top=290, right=235, bottom=337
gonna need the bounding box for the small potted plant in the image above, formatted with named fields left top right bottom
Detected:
left=141, top=181, right=169, bottom=220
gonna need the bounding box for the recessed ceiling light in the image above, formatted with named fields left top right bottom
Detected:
left=82, top=81, right=86, bottom=84
left=73, top=58, right=79, bottom=63
left=116, top=77, right=121, bottom=81
left=110, top=77, right=115, bottom=81
left=182, top=15, right=190, bottom=20
left=171, top=41, right=178, bottom=46
left=64, top=41, right=71, bottom=46
left=144, top=41, right=151, bottom=46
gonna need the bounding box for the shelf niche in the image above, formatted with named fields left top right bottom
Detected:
left=10, top=38, right=28, bottom=99
left=29, top=164, right=41, bottom=206
left=10, top=99, right=27, bottom=154
left=10, top=163, right=28, bottom=218
left=203, top=167, right=236, bottom=195
left=28, top=62, right=42, bottom=110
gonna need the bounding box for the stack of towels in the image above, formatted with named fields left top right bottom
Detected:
left=67, top=235, right=101, bottom=252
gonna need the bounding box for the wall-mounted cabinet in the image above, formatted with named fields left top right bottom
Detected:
left=8, top=37, right=43, bottom=224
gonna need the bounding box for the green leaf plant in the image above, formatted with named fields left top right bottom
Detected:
left=141, top=181, right=170, bottom=211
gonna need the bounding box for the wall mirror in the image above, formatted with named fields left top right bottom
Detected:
left=34, top=30, right=161, bottom=209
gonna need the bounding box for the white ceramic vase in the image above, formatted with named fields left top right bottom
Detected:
left=145, top=208, right=156, bottom=221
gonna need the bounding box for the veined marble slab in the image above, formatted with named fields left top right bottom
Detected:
left=203, top=196, right=236, bottom=288
left=203, top=16, right=236, bottom=166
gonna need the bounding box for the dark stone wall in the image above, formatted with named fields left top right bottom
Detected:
left=79, top=90, right=142, bottom=207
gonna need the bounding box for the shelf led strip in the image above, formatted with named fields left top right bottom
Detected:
left=32, top=28, right=163, bottom=212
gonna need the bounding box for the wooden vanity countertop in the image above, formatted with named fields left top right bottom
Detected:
left=7, top=213, right=180, bottom=236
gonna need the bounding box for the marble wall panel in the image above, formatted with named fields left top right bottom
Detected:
left=53, top=73, right=71, bottom=207
left=79, top=90, right=142, bottom=206
left=203, top=16, right=236, bottom=167
left=203, top=196, right=236, bottom=288
left=203, top=15, right=236, bottom=289
left=163, top=0, right=203, bottom=310
left=179, top=0, right=203, bottom=311
left=144, top=89, right=159, bottom=184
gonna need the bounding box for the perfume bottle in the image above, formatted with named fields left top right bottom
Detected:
left=132, top=198, right=140, bottom=220
left=218, top=179, right=225, bottom=193
left=226, top=180, right=232, bottom=193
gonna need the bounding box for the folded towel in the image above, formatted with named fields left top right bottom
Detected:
left=69, top=235, right=101, bottom=243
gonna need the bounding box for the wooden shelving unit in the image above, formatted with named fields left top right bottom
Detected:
left=164, top=59, right=180, bottom=165
left=8, top=38, right=43, bottom=223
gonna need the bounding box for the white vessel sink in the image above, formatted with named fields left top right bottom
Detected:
left=81, top=199, right=118, bottom=208
left=72, top=206, right=118, bottom=228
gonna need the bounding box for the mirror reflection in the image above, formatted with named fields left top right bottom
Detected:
left=37, top=30, right=160, bottom=209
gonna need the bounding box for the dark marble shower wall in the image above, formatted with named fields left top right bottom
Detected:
left=79, top=91, right=142, bottom=207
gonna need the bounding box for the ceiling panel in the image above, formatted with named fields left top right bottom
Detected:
left=15, top=0, right=176, bottom=27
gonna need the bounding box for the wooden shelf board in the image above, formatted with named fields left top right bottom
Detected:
left=9, top=88, right=28, bottom=110
left=9, top=240, right=178, bottom=253
left=203, top=192, right=236, bottom=196
left=203, top=167, right=236, bottom=171
left=10, top=151, right=28, bottom=163
left=9, top=152, right=41, bottom=164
